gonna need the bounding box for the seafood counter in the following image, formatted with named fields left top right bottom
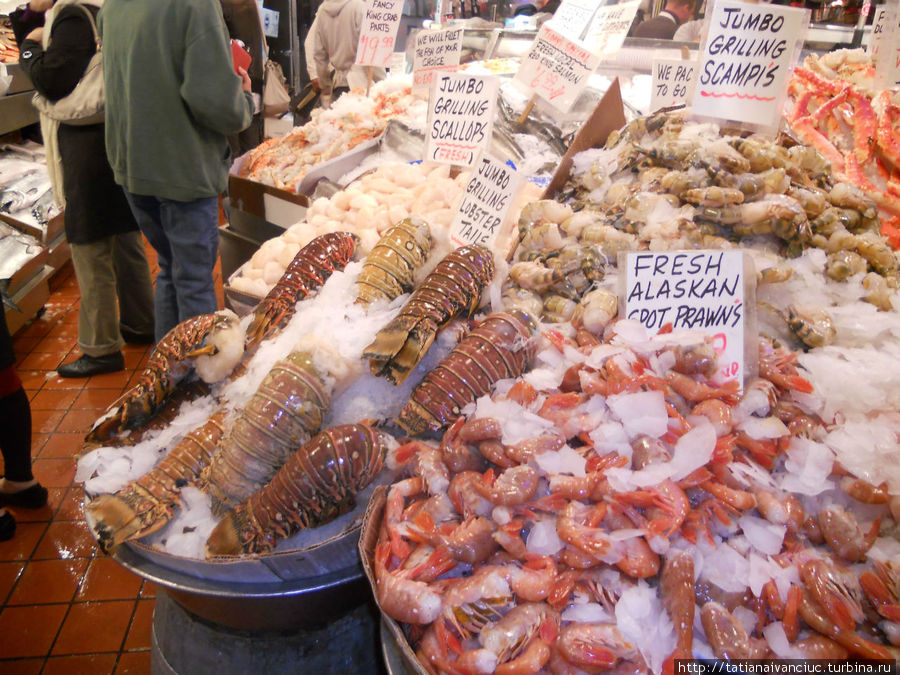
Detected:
left=75, top=108, right=900, bottom=673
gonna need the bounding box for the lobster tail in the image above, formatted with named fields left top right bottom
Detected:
left=356, top=216, right=433, bottom=305
left=363, top=314, right=438, bottom=384
left=85, top=493, right=149, bottom=553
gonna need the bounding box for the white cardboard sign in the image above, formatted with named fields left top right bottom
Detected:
left=549, top=0, right=599, bottom=41
left=425, top=73, right=500, bottom=167
left=450, top=157, right=522, bottom=248
left=874, top=1, right=900, bottom=89
left=413, top=27, right=465, bottom=89
left=651, top=58, right=698, bottom=111
left=356, top=0, right=404, bottom=67
left=693, top=1, right=808, bottom=132
left=585, top=1, right=640, bottom=56
left=624, top=250, right=746, bottom=384
left=514, top=24, right=601, bottom=113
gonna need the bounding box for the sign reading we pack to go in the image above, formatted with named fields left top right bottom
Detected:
left=651, top=58, right=698, bottom=110
left=356, top=0, right=404, bottom=67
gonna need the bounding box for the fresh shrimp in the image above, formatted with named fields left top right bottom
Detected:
left=701, top=480, right=758, bottom=511
left=631, top=435, right=671, bottom=469
left=666, top=371, right=740, bottom=404
left=555, top=622, right=639, bottom=672
left=441, top=565, right=515, bottom=638
left=506, top=381, right=538, bottom=407
left=840, top=477, right=890, bottom=504
left=448, top=471, right=494, bottom=518
left=441, top=417, right=489, bottom=474
left=799, top=587, right=893, bottom=659
left=817, top=504, right=880, bottom=563
left=479, top=602, right=560, bottom=675
left=700, top=601, right=769, bottom=659
left=438, top=516, right=499, bottom=565
left=374, top=541, right=443, bottom=625
left=660, top=551, right=695, bottom=657
left=557, top=501, right=612, bottom=558
left=474, top=466, right=540, bottom=506
left=507, top=434, right=567, bottom=464
left=615, top=478, right=690, bottom=538
left=800, top=558, right=866, bottom=632
left=604, top=503, right=660, bottom=579
left=755, top=488, right=806, bottom=535
left=793, top=636, right=849, bottom=659
left=860, top=561, right=900, bottom=624
left=494, top=518, right=529, bottom=560
left=506, top=555, right=558, bottom=602
left=410, top=442, right=451, bottom=495
left=385, top=477, right=424, bottom=557
left=691, top=399, right=734, bottom=435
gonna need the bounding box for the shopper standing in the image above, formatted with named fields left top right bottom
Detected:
left=632, top=0, right=696, bottom=38
left=99, top=0, right=254, bottom=341
left=11, top=0, right=156, bottom=378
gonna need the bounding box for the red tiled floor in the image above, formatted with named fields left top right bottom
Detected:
left=18, top=351, right=69, bottom=372
left=77, top=556, right=143, bottom=602
left=38, top=433, right=83, bottom=459
left=0, top=523, right=47, bottom=562
left=30, top=409, right=65, bottom=434
left=30, top=388, right=80, bottom=410
left=115, top=650, right=152, bottom=674
left=32, top=520, right=94, bottom=560
left=124, top=599, right=154, bottom=651
left=0, top=658, right=44, bottom=674
left=55, top=487, right=85, bottom=521
left=72, top=387, right=125, bottom=410
left=52, top=600, right=133, bottom=655
left=0, top=561, right=25, bottom=602
left=31, top=458, right=76, bottom=489
left=57, top=408, right=104, bottom=434
left=0, top=603, right=69, bottom=657
left=42, top=653, right=118, bottom=675
left=7, top=558, right=88, bottom=605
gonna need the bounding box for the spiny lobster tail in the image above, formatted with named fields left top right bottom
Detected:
left=356, top=216, right=433, bottom=305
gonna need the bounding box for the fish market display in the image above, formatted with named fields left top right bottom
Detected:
left=0, top=20, right=18, bottom=63
left=786, top=49, right=900, bottom=239
left=372, top=322, right=899, bottom=672
left=364, top=244, right=496, bottom=385
left=356, top=216, right=433, bottom=305
left=206, top=422, right=394, bottom=557
left=238, top=79, right=427, bottom=190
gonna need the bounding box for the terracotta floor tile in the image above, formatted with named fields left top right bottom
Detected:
left=0, top=561, right=24, bottom=603
left=72, top=387, right=124, bottom=410
left=41, top=374, right=87, bottom=390
left=114, top=650, right=151, bottom=674
left=18, top=351, right=68, bottom=372
left=56, top=409, right=103, bottom=434
left=33, top=335, right=77, bottom=354
left=32, top=520, right=96, bottom=560
left=0, top=657, right=45, bottom=674
left=42, top=652, right=117, bottom=675
left=30, top=388, right=80, bottom=411
left=140, top=580, right=157, bottom=598
left=30, top=409, right=65, bottom=434
left=3, top=491, right=58, bottom=523
left=123, top=598, right=154, bottom=651
left=17, top=370, right=50, bottom=390
left=87, top=370, right=133, bottom=390
left=0, top=522, right=46, bottom=561
left=123, top=351, right=145, bottom=370
left=61, top=309, right=81, bottom=325
left=18, top=318, right=56, bottom=339
left=55, top=486, right=85, bottom=521
left=12, top=336, right=40, bottom=356
left=31, top=458, right=76, bottom=489
left=0, top=603, right=68, bottom=658
left=77, top=556, right=143, bottom=602
left=29, top=432, right=50, bottom=454
left=52, top=600, right=133, bottom=655
left=47, top=323, right=79, bottom=339
left=38, top=433, right=84, bottom=460
left=7, top=558, right=88, bottom=605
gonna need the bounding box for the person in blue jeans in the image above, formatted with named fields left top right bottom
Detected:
left=98, top=0, right=254, bottom=339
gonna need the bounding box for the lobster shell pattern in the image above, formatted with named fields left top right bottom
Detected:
left=201, top=350, right=332, bottom=514
left=356, top=216, right=432, bottom=305
left=86, top=412, right=230, bottom=552
left=396, top=310, right=537, bottom=435
left=245, top=231, right=358, bottom=348
left=85, top=312, right=239, bottom=444
left=363, top=244, right=495, bottom=385
left=205, top=423, right=388, bottom=556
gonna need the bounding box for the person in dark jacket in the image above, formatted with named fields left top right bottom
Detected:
left=0, top=309, right=48, bottom=542
left=12, top=0, right=156, bottom=378
left=99, top=0, right=254, bottom=341
left=220, top=0, right=265, bottom=155
left=632, top=0, right=695, bottom=38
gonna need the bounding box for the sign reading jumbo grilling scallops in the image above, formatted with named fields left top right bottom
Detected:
left=692, top=0, right=809, bottom=132
left=426, top=73, right=500, bottom=167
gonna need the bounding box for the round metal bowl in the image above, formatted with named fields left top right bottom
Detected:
left=113, top=541, right=367, bottom=632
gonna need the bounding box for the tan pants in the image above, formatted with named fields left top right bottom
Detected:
left=70, top=231, right=155, bottom=357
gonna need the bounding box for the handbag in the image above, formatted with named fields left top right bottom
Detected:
left=261, top=59, right=291, bottom=118
left=31, top=1, right=105, bottom=126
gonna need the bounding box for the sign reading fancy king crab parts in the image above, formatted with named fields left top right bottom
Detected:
left=514, top=24, right=601, bottom=113
left=426, top=72, right=500, bottom=167
left=356, top=0, right=404, bottom=67
left=623, top=250, right=751, bottom=385
left=692, top=0, right=809, bottom=133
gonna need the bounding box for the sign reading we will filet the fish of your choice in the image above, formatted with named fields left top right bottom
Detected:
left=692, top=0, right=809, bottom=133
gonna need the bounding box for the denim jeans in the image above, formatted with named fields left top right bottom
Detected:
left=124, top=192, right=219, bottom=341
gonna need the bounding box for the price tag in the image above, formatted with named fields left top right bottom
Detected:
left=514, top=24, right=601, bottom=112
left=624, top=250, right=746, bottom=384
left=450, top=157, right=523, bottom=248
left=425, top=73, right=500, bottom=167
left=356, top=0, right=404, bottom=67
left=413, top=26, right=464, bottom=89
left=693, top=0, right=809, bottom=132
left=651, top=58, right=698, bottom=111
left=869, top=5, right=891, bottom=58
left=549, top=0, right=599, bottom=40
left=874, top=0, right=900, bottom=89
left=584, top=1, right=640, bottom=56
left=387, top=52, right=407, bottom=74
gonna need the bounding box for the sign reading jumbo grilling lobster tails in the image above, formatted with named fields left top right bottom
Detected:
left=692, top=0, right=809, bottom=133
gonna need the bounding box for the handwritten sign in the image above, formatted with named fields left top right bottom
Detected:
left=450, top=157, right=522, bottom=248
left=514, top=24, right=601, bottom=112
left=549, top=0, right=599, bottom=40
left=585, top=1, right=640, bottom=56
left=425, top=73, right=500, bottom=167
left=651, top=58, right=698, bottom=111
left=356, top=0, right=404, bottom=67
left=387, top=52, right=406, bottom=74
left=693, top=0, right=808, bottom=132
left=874, top=1, right=900, bottom=89
left=624, top=250, right=746, bottom=384
left=413, top=27, right=464, bottom=88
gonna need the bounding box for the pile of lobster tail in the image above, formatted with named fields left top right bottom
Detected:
left=206, top=423, right=391, bottom=557
left=200, top=349, right=332, bottom=514
left=85, top=411, right=230, bottom=553
left=356, top=216, right=433, bottom=305
left=396, top=309, right=538, bottom=435
left=85, top=311, right=244, bottom=444
left=363, top=244, right=495, bottom=385
left=245, top=231, right=359, bottom=349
